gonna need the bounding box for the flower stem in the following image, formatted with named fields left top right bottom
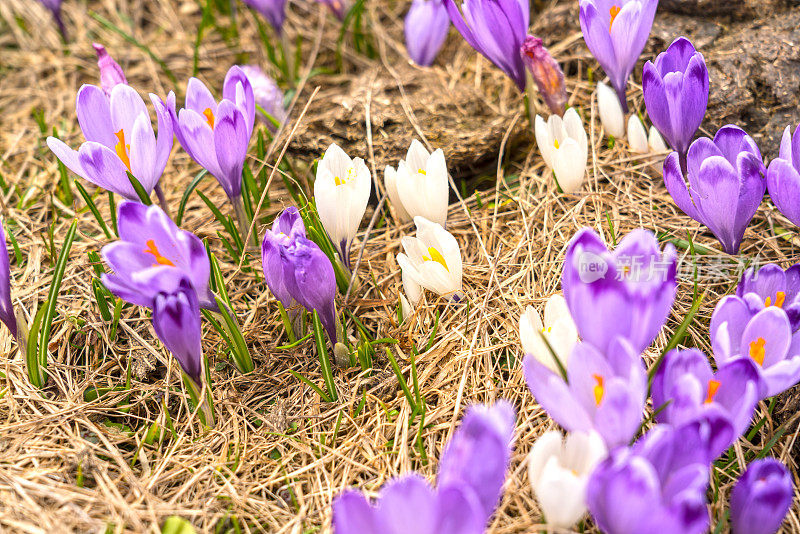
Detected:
left=155, top=183, right=171, bottom=218
left=525, top=72, right=537, bottom=132
left=232, top=195, right=258, bottom=250
left=280, top=32, right=295, bottom=87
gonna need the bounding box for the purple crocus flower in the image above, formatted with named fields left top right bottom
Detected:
left=561, top=227, right=677, bottom=355
left=47, top=83, right=173, bottom=201
left=39, top=0, right=67, bottom=39
left=730, top=458, right=793, bottom=534
left=333, top=401, right=515, bottom=533
left=663, top=125, right=766, bottom=255
left=317, top=0, right=348, bottom=20
left=404, top=0, right=450, bottom=67
left=240, top=65, right=287, bottom=131
left=261, top=206, right=306, bottom=308
left=443, top=0, right=530, bottom=91
left=0, top=221, right=16, bottom=339
left=524, top=339, right=647, bottom=448
left=651, top=349, right=763, bottom=454
left=153, top=277, right=204, bottom=386
left=520, top=35, right=567, bottom=116
left=766, top=123, right=800, bottom=228
left=101, top=202, right=217, bottom=311
left=642, top=37, right=708, bottom=161
left=166, top=66, right=255, bottom=202
left=578, top=0, right=659, bottom=112
left=586, top=422, right=713, bottom=534
left=242, top=0, right=288, bottom=33
left=737, top=262, right=800, bottom=331
left=93, top=43, right=127, bottom=97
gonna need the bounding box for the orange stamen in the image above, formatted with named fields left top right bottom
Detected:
left=143, top=239, right=175, bottom=267
left=115, top=129, right=131, bottom=172
left=203, top=108, right=215, bottom=130
left=609, top=6, right=621, bottom=31
left=766, top=291, right=786, bottom=308
left=592, top=374, right=604, bottom=406
left=749, top=337, right=766, bottom=366
left=704, top=379, right=721, bottom=404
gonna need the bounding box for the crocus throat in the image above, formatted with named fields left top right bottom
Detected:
left=749, top=337, right=766, bottom=366
left=334, top=166, right=355, bottom=186
left=592, top=374, right=604, bottom=406
left=203, top=108, right=215, bottom=130
left=114, top=129, right=131, bottom=171
left=704, top=379, right=721, bottom=404
left=143, top=240, right=175, bottom=267
left=609, top=6, right=621, bottom=30
left=422, top=247, right=449, bottom=271
left=765, top=291, right=786, bottom=308
left=554, top=139, right=560, bottom=149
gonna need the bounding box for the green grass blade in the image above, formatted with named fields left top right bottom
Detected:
left=74, top=181, right=112, bottom=239
left=176, top=169, right=208, bottom=226
left=126, top=172, right=152, bottom=205
left=312, top=310, right=337, bottom=401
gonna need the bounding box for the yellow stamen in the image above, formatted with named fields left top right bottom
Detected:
left=749, top=337, right=766, bottom=366
left=704, top=379, right=721, bottom=404
left=418, top=168, right=426, bottom=175
left=609, top=6, right=621, bottom=31
left=592, top=374, right=604, bottom=406
left=143, top=239, right=175, bottom=267
left=114, top=129, right=131, bottom=172
left=203, top=108, right=215, bottom=130
left=422, top=247, right=449, bottom=271
left=541, top=326, right=552, bottom=333
left=766, top=291, right=786, bottom=308
left=554, top=139, right=560, bottom=149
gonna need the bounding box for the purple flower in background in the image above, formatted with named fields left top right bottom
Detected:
left=766, top=123, right=800, bottom=228
left=586, top=422, right=713, bottom=534
left=167, top=66, right=256, bottom=202
left=242, top=0, right=288, bottom=33
left=443, top=0, right=530, bottom=91
left=101, top=202, right=217, bottom=311
left=317, top=0, right=348, bottom=20
left=711, top=299, right=800, bottom=398
left=93, top=43, right=127, bottom=97
left=333, top=402, right=515, bottom=533
left=0, top=221, right=16, bottom=339
left=578, top=0, right=659, bottom=112
left=730, top=458, right=793, bottom=534
left=562, top=227, right=677, bottom=355
left=152, top=277, right=204, bottom=386
left=240, top=65, right=287, bottom=131
left=663, top=125, right=765, bottom=254
left=47, top=84, right=173, bottom=201
left=524, top=339, right=647, bottom=447
left=261, top=206, right=306, bottom=308
left=737, top=262, right=800, bottom=331
left=642, top=37, right=708, bottom=160
left=405, top=0, right=450, bottom=67
left=521, top=35, right=567, bottom=116
left=39, top=0, right=67, bottom=39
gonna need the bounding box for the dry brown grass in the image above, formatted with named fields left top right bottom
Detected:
left=1, top=0, right=799, bottom=532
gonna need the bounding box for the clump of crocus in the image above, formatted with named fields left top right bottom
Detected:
left=333, top=401, right=515, bottom=533
left=579, top=0, right=659, bottom=112
left=242, top=0, right=288, bottom=33
left=736, top=263, right=800, bottom=331
left=405, top=0, right=450, bottom=67
left=561, top=227, right=677, bottom=356
left=240, top=65, right=287, bottom=131
left=643, top=37, right=709, bottom=164
left=527, top=430, right=607, bottom=529
left=443, top=0, right=530, bottom=91
left=766, top=123, right=800, bottom=228
left=519, top=294, right=578, bottom=375
left=0, top=220, right=17, bottom=342
left=520, top=35, right=567, bottom=117
left=597, top=81, right=625, bottom=139
left=38, top=0, right=66, bottom=39
left=314, top=143, right=372, bottom=269
left=397, top=216, right=463, bottom=304
left=384, top=140, right=449, bottom=225
left=730, top=459, right=793, bottom=534
left=663, top=125, right=765, bottom=254
left=93, top=43, right=127, bottom=96
left=534, top=108, right=588, bottom=192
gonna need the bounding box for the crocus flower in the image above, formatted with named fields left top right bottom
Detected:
left=586, top=422, right=712, bottom=534
left=261, top=206, right=307, bottom=308
left=642, top=37, right=709, bottom=161
left=39, top=0, right=66, bottom=39
left=766, top=123, right=800, bottom=228
left=519, top=294, right=578, bottom=374
left=47, top=83, right=173, bottom=201
left=317, top=0, right=348, bottom=19
left=524, top=338, right=647, bottom=448
left=579, top=0, right=659, bottom=112
left=730, top=458, right=793, bottom=534
left=534, top=108, right=588, bottom=193
left=153, top=277, right=204, bottom=386
left=737, top=262, right=800, bottom=331
left=561, top=227, right=677, bottom=355
left=520, top=35, right=567, bottom=116
left=0, top=221, right=16, bottom=339
left=242, top=0, right=288, bottom=33
left=597, top=81, right=625, bottom=139
left=240, top=65, right=287, bottom=131
left=651, top=348, right=763, bottom=453
left=711, top=299, right=800, bottom=398
left=663, top=125, right=765, bottom=254
left=627, top=115, right=648, bottom=153
left=101, top=202, right=217, bottom=311
left=384, top=140, right=449, bottom=225
left=314, top=143, right=372, bottom=268
left=333, top=401, right=515, bottom=533
left=443, top=0, right=530, bottom=91
left=397, top=216, right=463, bottom=303
left=167, top=66, right=256, bottom=202
left=405, top=0, right=451, bottom=67
left=93, top=43, right=127, bottom=96
left=527, top=430, right=607, bottom=529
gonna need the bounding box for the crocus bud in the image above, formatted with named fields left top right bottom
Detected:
left=731, top=459, right=793, bottom=534
left=152, top=278, right=204, bottom=386
left=519, top=294, right=577, bottom=374
left=93, top=43, right=127, bottom=97
left=384, top=140, right=449, bottom=226
left=649, top=126, right=667, bottom=152
left=240, top=65, right=287, bottom=131
left=397, top=216, right=463, bottom=303
left=597, top=81, right=625, bottom=139
left=528, top=430, right=607, bottom=528
left=534, top=108, right=588, bottom=192
left=520, top=35, right=567, bottom=117
left=404, top=0, right=450, bottom=67
left=627, top=115, right=649, bottom=153
left=767, top=124, right=800, bottom=228
left=0, top=221, right=17, bottom=340
left=242, top=0, right=288, bottom=33
left=39, top=0, right=67, bottom=39
left=261, top=206, right=306, bottom=309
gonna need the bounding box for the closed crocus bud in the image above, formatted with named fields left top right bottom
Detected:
left=405, top=0, right=450, bottom=67
left=313, top=143, right=372, bottom=269
left=731, top=459, right=793, bottom=534
left=521, top=35, right=567, bottom=117
left=627, top=115, right=649, bottom=153
left=242, top=0, right=288, bottom=33
left=239, top=65, right=287, bottom=131
left=649, top=125, right=667, bottom=152
left=519, top=294, right=578, bottom=374
left=39, top=0, right=67, bottom=39
left=534, top=108, right=588, bottom=193
left=397, top=216, right=463, bottom=302
left=152, top=278, right=204, bottom=386
left=767, top=124, right=800, bottom=228
left=0, top=221, right=16, bottom=340
left=597, top=81, right=625, bottom=139
left=389, top=140, right=449, bottom=226
left=528, top=430, right=607, bottom=529
left=261, top=206, right=306, bottom=308
left=384, top=165, right=412, bottom=223
left=93, top=43, right=127, bottom=97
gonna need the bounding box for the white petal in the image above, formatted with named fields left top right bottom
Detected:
left=400, top=293, right=414, bottom=321
left=402, top=268, right=423, bottom=306
left=406, top=139, right=430, bottom=171
left=535, top=114, right=555, bottom=169
left=563, top=108, right=588, bottom=159
left=519, top=305, right=545, bottom=356
left=563, top=430, right=607, bottom=475
left=597, top=81, right=625, bottom=139
left=543, top=294, right=570, bottom=325
left=528, top=431, right=564, bottom=486
left=534, top=458, right=589, bottom=528
left=627, top=115, right=649, bottom=154
left=552, top=140, right=586, bottom=193
left=384, top=165, right=412, bottom=222
left=648, top=126, right=668, bottom=152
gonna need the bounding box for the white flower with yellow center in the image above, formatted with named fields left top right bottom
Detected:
left=397, top=216, right=463, bottom=302
left=384, top=140, right=449, bottom=225
left=534, top=108, right=588, bottom=193
left=519, top=294, right=578, bottom=374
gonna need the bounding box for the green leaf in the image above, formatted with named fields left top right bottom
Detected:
left=176, top=169, right=207, bottom=226
left=74, top=181, right=113, bottom=239
left=312, top=310, right=337, bottom=401
left=126, top=172, right=152, bottom=205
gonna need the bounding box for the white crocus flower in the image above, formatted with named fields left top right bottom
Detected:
left=519, top=294, right=577, bottom=374
left=648, top=126, right=668, bottom=152
left=627, top=115, right=649, bottom=153
left=386, top=140, right=449, bottom=226
left=397, top=216, right=463, bottom=302
left=528, top=430, right=608, bottom=529
left=534, top=108, right=588, bottom=193
left=314, top=143, right=372, bottom=266
left=597, top=81, right=625, bottom=139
